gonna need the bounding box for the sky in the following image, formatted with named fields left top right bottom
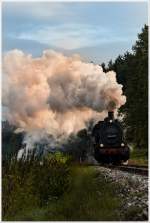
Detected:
left=2, top=1, right=148, bottom=64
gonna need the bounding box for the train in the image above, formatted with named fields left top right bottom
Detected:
left=92, top=111, right=130, bottom=164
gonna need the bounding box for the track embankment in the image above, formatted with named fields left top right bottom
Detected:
left=95, top=165, right=148, bottom=220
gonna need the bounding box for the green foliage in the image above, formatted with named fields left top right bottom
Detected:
left=50, top=166, right=122, bottom=221
left=4, top=166, right=122, bottom=221
left=45, top=151, right=71, bottom=164
left=2, top=152, right=70, bottom=220
left=3, top=162, right=146, bottom=221
left=107, top=25, right=148, bottom=149
left=130, top=146, right=148, bottom=166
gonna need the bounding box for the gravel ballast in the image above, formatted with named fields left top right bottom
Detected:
left=95, top=166, right=148, bottom=221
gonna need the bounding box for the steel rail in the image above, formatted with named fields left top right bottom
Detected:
left=102, top=164, right=148, bottom=176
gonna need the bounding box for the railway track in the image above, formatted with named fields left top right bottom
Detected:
left=102, top=164, right=148, bottom=176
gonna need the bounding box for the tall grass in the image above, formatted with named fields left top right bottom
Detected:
left=2, top=152, right=71, bottom=220
left=3, top=149, right=147, bottom=221
left=40, top=166, right=122, bottom=221
left=3, top=162, right=123, bottom=221
left=129, top=146, right=148, bottom=166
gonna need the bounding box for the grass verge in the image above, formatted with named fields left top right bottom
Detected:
left=129, top=147, right=148, bottom=166
left=6, top=165, right=122, bottom=221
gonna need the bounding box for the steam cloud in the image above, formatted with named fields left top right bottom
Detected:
left=3, top=49, right=126, bottom=148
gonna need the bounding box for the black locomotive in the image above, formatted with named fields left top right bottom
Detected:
left=92, top=111, right=130, bottom=164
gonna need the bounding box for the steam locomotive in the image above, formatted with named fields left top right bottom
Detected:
left=92, top=111, right=130, bottom=164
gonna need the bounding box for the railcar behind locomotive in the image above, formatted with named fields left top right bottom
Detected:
left=92, top=111, right=130, bottom=164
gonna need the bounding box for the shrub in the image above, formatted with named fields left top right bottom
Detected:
left=2, top=151, right=71, bottom=220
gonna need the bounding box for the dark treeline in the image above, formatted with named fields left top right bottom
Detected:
left=101, top=25, right=148, bottom=150
left=2, top=121, right=23, bottom=160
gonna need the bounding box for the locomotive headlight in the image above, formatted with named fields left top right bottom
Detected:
left=109, top=120, right=113, bottom=123
left=100, top=143, right=104, bottom=147
left=121, top=143, right=125, bottom=147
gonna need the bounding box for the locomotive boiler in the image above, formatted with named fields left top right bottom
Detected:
left=92, top=111, right=130, bottom=164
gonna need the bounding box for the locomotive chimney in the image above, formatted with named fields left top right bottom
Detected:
left=108, top=111, right=114, bottom=120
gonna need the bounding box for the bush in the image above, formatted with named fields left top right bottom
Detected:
left=2, top=152, right=71, bottom=220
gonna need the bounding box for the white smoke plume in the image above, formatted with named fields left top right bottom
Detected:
left=3, top=49, right=126, bottom=149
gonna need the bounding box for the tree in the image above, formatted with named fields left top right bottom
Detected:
left=100, top=62, right=107, bottom=72
left=106, top=25, right=148, bottom=149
